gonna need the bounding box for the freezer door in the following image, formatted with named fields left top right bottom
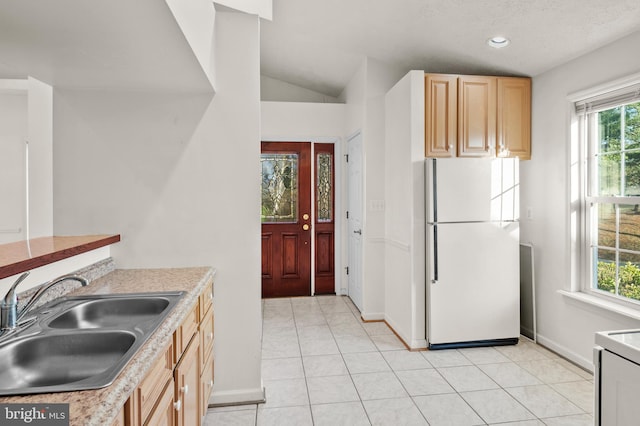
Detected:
left=425, top=158, right=519, bottom=223
left=427, top=221, right=520, bottom=346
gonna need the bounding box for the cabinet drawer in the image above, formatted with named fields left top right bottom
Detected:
left=144, top=377, right=175, bottom=426
left=175, top=303, right=199, bottom=361
left=199, top=307, right=214, bottom=371
left=198, top=278, right=213, bottom=322
left=200, top=351, right=214, bottom=419
left=135, top=342, right=173, bottom=424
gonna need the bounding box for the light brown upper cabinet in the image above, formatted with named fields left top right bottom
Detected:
left=458, top=75, right=496, bottom=157
left=497, top=77, right=531, bottom=160
left=425, top=73, right=531, bottom=160
left=425, top=74, right=458, bottom=158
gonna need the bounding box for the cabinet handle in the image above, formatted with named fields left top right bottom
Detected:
left=209, top=293, right=213, bottom=301
left=181, top=384, right=189, bottom=395
left=208, top=332, right=214, bottom=341
left=209, top=380, right=213, bottom=388
left=174, top=400, right=182, bottom=411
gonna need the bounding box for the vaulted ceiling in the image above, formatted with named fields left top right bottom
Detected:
left=260, top=0, right=640, bottom=97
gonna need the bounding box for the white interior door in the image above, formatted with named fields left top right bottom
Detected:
left=347, top=133, right=363, bottom=311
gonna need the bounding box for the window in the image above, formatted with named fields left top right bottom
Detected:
left=576, top=80, right=640, bottom=305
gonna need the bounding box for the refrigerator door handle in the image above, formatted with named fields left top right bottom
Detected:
left=431, top=159, right=438, bottom=283
left=432, top=224, right=438, bottom=283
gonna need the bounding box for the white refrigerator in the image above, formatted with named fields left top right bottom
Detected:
left=425, top=157, right=520, bottom=349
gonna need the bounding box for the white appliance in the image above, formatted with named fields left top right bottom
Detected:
left=425, top=157, right=520, bottom=349
left=594, top=330, right=640, bottom=425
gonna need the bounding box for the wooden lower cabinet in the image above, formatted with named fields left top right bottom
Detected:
left=130, top=342, right=174, bottom=425
left=199, top=302, right=214, bottom=419
left=175, top=336, right=200, bottom=426
left=110, top=404, right=125, bottom=426
left=121, top=281, right=214, bottom=426
left=200, top=353, right=214, bottom=419
left=145, top=379, right=176, bottom=426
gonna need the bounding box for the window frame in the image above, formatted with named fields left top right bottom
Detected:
left=572, top=73, right=640, bottom=309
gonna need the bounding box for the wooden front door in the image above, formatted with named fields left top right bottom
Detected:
left=314, top=143, right=335, bottom=295
left=261, top=142, right=312, bottom=297
left=261, top=142, right=336, bottom=298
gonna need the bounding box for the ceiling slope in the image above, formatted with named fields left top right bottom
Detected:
left=0, top=0, right=213, bottom=92
left=261, top=0, right=640, bottom=97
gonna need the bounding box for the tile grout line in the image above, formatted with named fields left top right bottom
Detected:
left=322, top=296, right=373, bottom=425
left=220, top=296, right=595, bottom=425
left=292, top=297, right=316, bottom=426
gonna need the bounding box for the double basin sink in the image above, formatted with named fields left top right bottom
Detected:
left=0, top=291, right=184, bottom=396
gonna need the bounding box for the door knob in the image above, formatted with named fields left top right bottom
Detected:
left=353, top=229, right=362, bottom=235
left=303, top=224, right=310, bottom=231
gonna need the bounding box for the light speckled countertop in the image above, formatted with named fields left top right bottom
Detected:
left=0, top=266, right=215, bottom=426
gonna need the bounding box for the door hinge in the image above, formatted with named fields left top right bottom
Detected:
left=345, top=266, right=349, bottom=275
left=346, top=211, right=349, bottom=219
left=345, top=154, right=349, bottom=162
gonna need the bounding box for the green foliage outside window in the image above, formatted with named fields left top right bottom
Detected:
left=597, top=261, right=640, bottom=301
left=594, top=102, right=640, bottom=303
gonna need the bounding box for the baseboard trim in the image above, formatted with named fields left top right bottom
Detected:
left=361, top=312, right=385, bottom=321
left=535, top=333, right=594, bottom=373
left=209, top=387, right=266, bottom=407
left=382, top=316, right=427, bottom=351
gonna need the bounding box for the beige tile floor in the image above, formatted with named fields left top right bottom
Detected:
left=204, top=295, right=594, bottom=426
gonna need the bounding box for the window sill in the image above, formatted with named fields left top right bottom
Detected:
left=559, top=290, right=640, bottom=321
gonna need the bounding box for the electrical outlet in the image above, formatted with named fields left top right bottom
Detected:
left=369, top=200, right=385, bottom=212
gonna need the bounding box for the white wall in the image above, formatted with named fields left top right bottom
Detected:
left=383, top=71, right=426, bottom=349
left=0, top=85, right=27, bottom=243
left=261, top=101, right=345, bottom=138
left=524, top=30, right=640, bottom=370
left=166, top=0, right=216, bottom=89
left=215, top=0, right=272, bottom=20
left=338, top=57, right=405, bottom=320
left=27, top=77, right=53, bottom=240
left=0, top=77, right=53, bottom=244
left=53, top=11, right=264, bottom=404
left=261, top=76, right=341, bottom=103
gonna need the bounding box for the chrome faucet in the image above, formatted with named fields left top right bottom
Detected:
left=1, top=272, right=88, bottom=332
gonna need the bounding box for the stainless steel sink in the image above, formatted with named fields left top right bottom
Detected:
left=48, top=296, right=172, bottom=329
left=0, top=331, right=135, bottom=393
left=0, top=291, right=184, bottom=396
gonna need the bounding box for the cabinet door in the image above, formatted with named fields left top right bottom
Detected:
left=458, top=76, right=496, bottom=157
left=145, top=379, right=176, bottom=426
left=199, top=306, right=214, bottom=373
left=135, top=343, right=173, bottom=424
left=425, top=74, right=458, bottom=158
left=200, top=352, right=214, bottom=419
left=497, top=77, right=531, bottom=160
left=601, top=350, right=640, bottom=425
left=175, top=337, right=200, bottom=426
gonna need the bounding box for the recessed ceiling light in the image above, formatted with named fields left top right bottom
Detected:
left=487, top=36, right=510, bottom=49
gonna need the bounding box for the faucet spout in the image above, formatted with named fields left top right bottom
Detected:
left=1, top=272, right=88, bottom=332
left=17, top=274, right=88, bottom=323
